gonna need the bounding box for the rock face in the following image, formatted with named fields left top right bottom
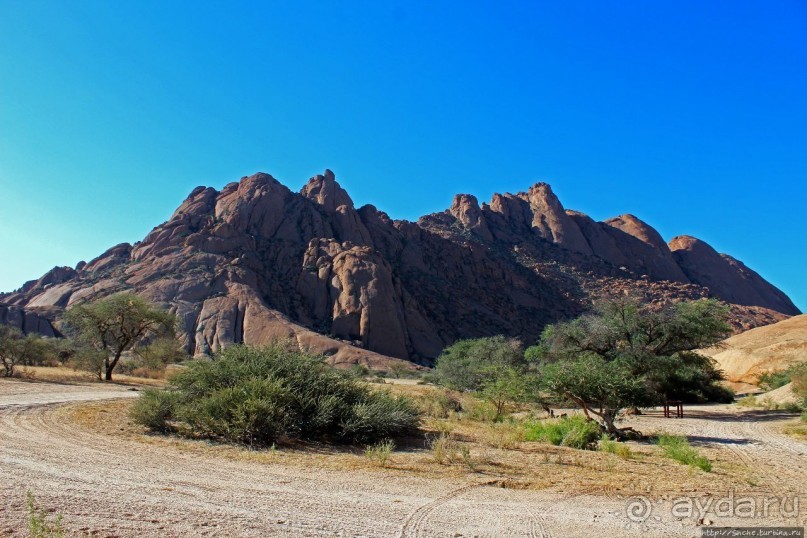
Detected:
left=669, top=236, right=798, bottom=317
left=0, top=170, right=799, bottom=365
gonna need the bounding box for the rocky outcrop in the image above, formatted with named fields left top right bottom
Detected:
left=0, top=305, right=57, bottom=337
left=669, top=236, right=799, bottom=316
left=0, top=170, right=798, bottom=367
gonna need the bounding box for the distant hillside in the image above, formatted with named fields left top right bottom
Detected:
left=704, top=314, right=807, bottom=383
left=0, top=170, right=799, bottom=366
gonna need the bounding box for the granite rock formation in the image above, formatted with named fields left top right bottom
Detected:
left=1, top=171, right=799, bottom=366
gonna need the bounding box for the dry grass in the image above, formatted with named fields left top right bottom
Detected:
left=782, top=420, right=807, bottom=440
left=16, top=365, right=167, bottom=387
left=59, top=381, right=758, bottom=498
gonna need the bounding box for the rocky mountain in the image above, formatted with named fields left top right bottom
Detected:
left=0, top=170, right=799, bottom=367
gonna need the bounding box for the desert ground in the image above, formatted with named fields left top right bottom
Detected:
left=1, top=377, right=805, bottom=537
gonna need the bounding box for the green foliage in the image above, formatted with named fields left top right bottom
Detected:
left=26, top=491, right=64, bottom=538
left=523, top=415, right=601, bottom=450
left=0, top=326, right=57, bottom=377
left=656, top=433, right=712, bottom=472
left=434, top=336, right=540, bottom=419
left=758, top=370, right=793, bottom=391
left=349, top=364, right=370, bottom=378
left=538, top=297, right=731, bottom=433
left=801, top=409, right=807, bottom=423
left=129, top=389, right=179, bottom=431
left=364, top=439, right=394, bottom=467
left=788, top=362, right=807, bottom=401
left=434, top=336, right=526, bottom=392
left=599, top=435, right=633, bottom=459
left=131, top=344, right=420, bottom=446
left=63, top=293, right=177, bottom=380
left=540, top=353, right=648, bottom=434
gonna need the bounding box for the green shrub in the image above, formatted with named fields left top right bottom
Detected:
left=801, top=409, right=807, bottom=422
left=523, top=415, right=601, bottom=450
left=758, top=370, right=792, bottom=391
left=364, top=439, right=394, bottom=467
left=599, top=435, right=633, bottom=459
left=130, top=344, right=420, bottom=446
left=656, top=433, right=711, bottom=472
left=129, top=389, right=178, bottom=431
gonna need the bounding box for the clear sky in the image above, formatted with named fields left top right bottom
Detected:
left=1, top=1, right=805, bottom=310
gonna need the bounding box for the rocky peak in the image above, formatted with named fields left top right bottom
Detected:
left=670, top=235, right=800, bottom=316
left=447, top=194, right=489, bottom=237
left=605, top=214, right=668, bottom=251
left=170, top=186, right=218, bottom=226
left=301, top=169, right=355, bottom=212
left=668, top=235, right=713, bottom=254
left=513, top=182, right=592, bottom=255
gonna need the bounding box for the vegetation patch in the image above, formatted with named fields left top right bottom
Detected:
left=523, top=415, right=601, bottom=450
left=364, top=439, right=395, bottom=467
left=26, top=491, right=64, bottom=538
left=655, top=433, right=712, bottom=472
left=598, top=435, right=634, bottom=459
left=130, top=344, right=420, bottom=446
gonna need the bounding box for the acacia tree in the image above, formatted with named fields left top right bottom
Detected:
left=64, top=293, right=177, bottom=381
left=0, top=326, right=55, bottom=377
left=535, top=297, right=731, bottom=436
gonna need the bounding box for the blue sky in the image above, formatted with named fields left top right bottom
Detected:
left=1, top=1, right=805, bottom=310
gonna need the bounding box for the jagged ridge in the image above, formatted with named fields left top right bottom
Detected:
left=0, top=170, right=799, bottom=366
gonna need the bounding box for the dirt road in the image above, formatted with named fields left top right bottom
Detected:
left=1, top=380, right=805, bottom=537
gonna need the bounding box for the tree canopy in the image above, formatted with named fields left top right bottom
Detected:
left=535, top=297, right=732, bottom=435
left=0, top=326, right=55, bottom=377
left=63, top=293, right=177, bottom=380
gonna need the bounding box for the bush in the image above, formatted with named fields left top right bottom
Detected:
left=656, top=433, right=711, bottom=472
left=131, top=344, right=420, bottom=446
left=364, top=439, right=394, bottom=467
left=523, top=415, right=601, bottom=450
left=129, top=389, right=178, bottom=431
left=802, top=409, right=807, bottom=423
left=758, top=370, right=792, bottom=391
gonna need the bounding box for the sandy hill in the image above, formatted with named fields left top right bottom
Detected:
left=704, top=314, right=807, bottom=383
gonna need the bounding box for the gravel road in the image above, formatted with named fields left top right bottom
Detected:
left=1, top=380, right=805, bottom=537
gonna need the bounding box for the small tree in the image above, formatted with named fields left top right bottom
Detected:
left=541, top=354, right=648, bottom=435
left=435, top=336, right=527, bottom=392
left=537, top=297, right=731, bottom=436
left=0, top=326, right=55, bottom=377
left=435, top=336, right=539, bottom=419
left=63, top=293, right=176, bottom=381
left=480, top=366, right=535, bottom=420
